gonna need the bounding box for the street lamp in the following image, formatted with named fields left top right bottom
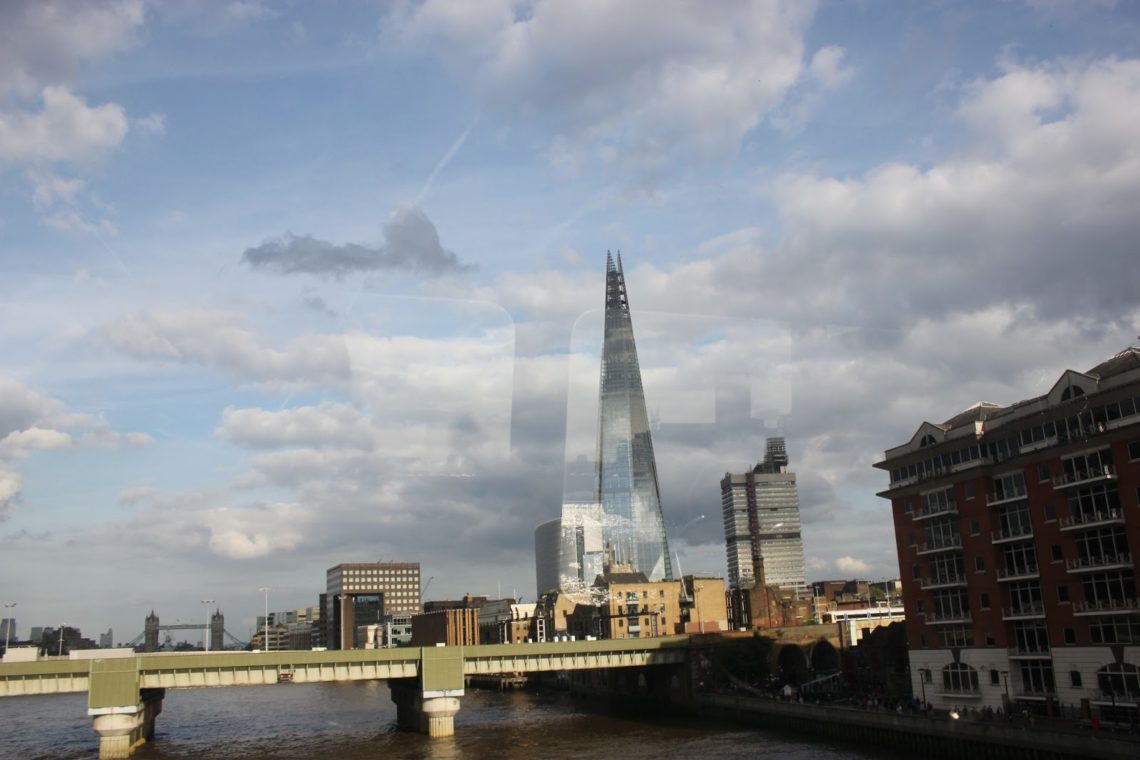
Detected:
left=2, top=602, right=15, bottom=652
left=258, top=587, right=271, bottom=652
left=694, top=584, right=704, bottom=633
left=201, top=600, right=215, bottom=652
left=58, top=623, right=67, bottom=657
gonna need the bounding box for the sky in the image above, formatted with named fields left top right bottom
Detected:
left=2, top=0, right=1139, bottom=645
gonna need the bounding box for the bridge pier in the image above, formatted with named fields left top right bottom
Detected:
left=389, top=678, right=462, bottom=737
left=89, top=687, right=164, bottom=759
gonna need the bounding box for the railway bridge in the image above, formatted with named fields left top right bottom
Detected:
left=0, top=636, right=692, bottom=758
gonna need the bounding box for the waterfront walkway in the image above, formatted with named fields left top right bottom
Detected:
left=699, top=692, right=1138, bottom=760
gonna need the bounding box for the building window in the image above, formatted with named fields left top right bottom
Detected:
left=1044, top=502, right=1056, bottom=521
left=1070, top=671, right=1082, bottom=688
left=1097, top=663, right=1140, bottom=699
left=975, top=556, right=985, bottom=572
left=920, top=634, right=927, bottom=647
left=986, top=634, right=996, bottom=647
left=1064, top=628, right=1076, bottom=644
left=1051, top=545, right=1063, bottom=562
left=941, top=625, right=972, bottom=647
left=1037, top=462, right=1050, bottom=482
left=979, top=593, right=990, bottom=610
left=922, top=668, right=932, bottom=683
left=970, top=519, right=980, bottom=536
left=942, top=663, right=979, bottom=693
left=913, top=565, right=921, bottom=580
left=1057, top=585, right=1069, bottom=603
left=1089, top=617, right=1140, bottom=644
left=1128, top=441, right=1140, bottom=461
left=916, top=600, right=925, bottom=613
left=1013, top=621, right=1049, bottom=654
left=964, top=482, right=976, bottom=500
left=991, top=669, right=1000, bottom=685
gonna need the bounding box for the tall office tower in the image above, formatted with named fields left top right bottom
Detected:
left=595, top=252, right=674, bottom=581
left=878, top=347, right=1140, bottom=716
left=325, top=562, right=421, bottom=649
left=721, top=437, right=806, bottom=590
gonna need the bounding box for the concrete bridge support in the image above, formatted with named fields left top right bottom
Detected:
left=85, top=656, right=164, bottom=759
left=90, top=688, right=164, bottom=759
left=389, top=646, right=465, bottom=738
left=389, top=679, right=462, bottom=737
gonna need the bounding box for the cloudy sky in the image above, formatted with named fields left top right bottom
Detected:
left=2, top=0, right=1139, bottom=644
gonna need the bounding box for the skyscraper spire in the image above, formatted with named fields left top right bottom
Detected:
left=596, top=253, right=674, bottom=580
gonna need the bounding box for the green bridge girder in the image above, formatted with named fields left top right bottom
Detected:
left=0, top=635, right=693, bottom=702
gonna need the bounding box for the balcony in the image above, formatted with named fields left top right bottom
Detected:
left=1002, top=602, right=1046, bottom=621
left=1013, top=687, right=1056, bottom=701
left=1073, top=598, right=1140, bottom=616
left=1053, top=464, right=1116, bottom=490
left=1008, top=646, right=1051, bottom=659
left=913, top=500, right=958, bottom=522
left=921, top=576, right=967, bottom=590
left=916, top=535, right=963, bottom=555
left=1066, top=553, right=1133, bottom=574
left=1098, top=689, right=1140, bottom=702
left=926, top=610, right=973, bottom=625
left=1059, top=508, right=1125, bottom=532
left=935, top=684, right=983, bottom=698
left=991, top=524, right=1034, bottom=544
left=996, top=564, right=1039, bottom=582
left=985, top=487, right=1028, bottom=507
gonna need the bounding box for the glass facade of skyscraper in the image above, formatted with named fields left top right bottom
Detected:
left=594, top=253, right=674, bottom=581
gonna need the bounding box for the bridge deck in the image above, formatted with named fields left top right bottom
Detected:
left=0, top=636, right=691, bottom=697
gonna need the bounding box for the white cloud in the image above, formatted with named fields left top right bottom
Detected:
left=117, top=485, right=158, bottom=506
left=835, top=556, right=871, bottom=575
left=206, top=503, right=308, bottom=560
left=0, top=86, right=129, bottom=165
left=0, top=377, right=151, bottom=523
left=42, top=209, right=117, bottom=236
left=0, top=2, right=144, bottom=221
left=0, top=0, right=144, bottom=97
left=0, top=427, right=73, bottom=458
left=0, top=470, right=22, bottom=518
left=27, top=168, right=84, bottom=210
left=225, top=1, right=277, bottom=23
left=217, top=403, right=374, bottom=449
left=628, top=55, right=1140, bottom=327
left=386, top=0, right=819, bottom=173
left=99, top=309, right=352, bottom=387
left=808, top=45, right=855, bottom=90
left=125, top=432, right=155, bottom=447
left=134, top=112, right=166, bottom=136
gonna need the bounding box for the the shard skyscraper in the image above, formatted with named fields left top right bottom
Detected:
left=595, top=252, right=674, bottom=581
left=534, top=253, right=675, bottom=596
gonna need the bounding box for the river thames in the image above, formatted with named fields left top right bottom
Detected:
left=3, top=681, right=905, bottom=760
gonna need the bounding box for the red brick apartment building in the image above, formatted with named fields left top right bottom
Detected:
left=876, top=348, right=1140, bottom=718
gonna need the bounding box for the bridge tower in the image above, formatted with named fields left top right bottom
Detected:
left=143, top=612, right=159, bottom=653
left=210, top=610, right=224, bottom=652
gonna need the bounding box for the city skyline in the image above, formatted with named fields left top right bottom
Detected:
left=1, top=1, right=1139, bottom=639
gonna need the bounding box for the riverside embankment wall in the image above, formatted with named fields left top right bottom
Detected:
left=699, top=694, right=1137, bottom=760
